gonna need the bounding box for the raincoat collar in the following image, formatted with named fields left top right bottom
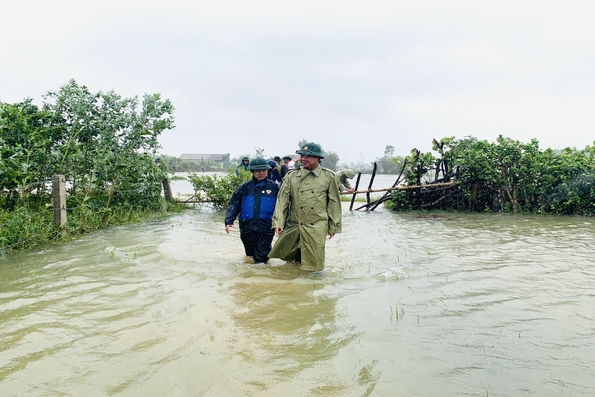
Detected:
left=253, top=177, right=267, bottom=186
left=297, top=164, right=322, bottom=177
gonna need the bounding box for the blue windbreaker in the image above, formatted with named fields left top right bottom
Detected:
left=225, top=177, right=279, bottom=234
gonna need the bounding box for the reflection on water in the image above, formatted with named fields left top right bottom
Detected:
left=1, top=207, right=594, bottom=396
left=228, top=279, right=360, bottom=395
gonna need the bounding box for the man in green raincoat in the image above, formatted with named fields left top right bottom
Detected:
left=269, top=142, right=342, bottom=272
left=236, top=156, right=250, bottom=175
left=336, top=169, right=356, bottom=193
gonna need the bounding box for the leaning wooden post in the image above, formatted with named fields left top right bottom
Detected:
left=52, top=175, right=67, bottom=228
left=162, top=178, right=173, bottom=202
left=369, top=159, right=408, bottom=212
left=349, top=172, right=362, bottom=211
left=365, top=162, right=378, bottom=210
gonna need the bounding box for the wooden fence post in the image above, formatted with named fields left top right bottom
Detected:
left=162, top=178, right=172, bottom=202
left=52, top=175, right=67, bottom=228
left=349, top=172, right=362, bottom=211
left=365, top=162, right=378, bottom=210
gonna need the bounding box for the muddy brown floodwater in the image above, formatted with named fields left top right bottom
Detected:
left=1, top=200, right=594, bottom=396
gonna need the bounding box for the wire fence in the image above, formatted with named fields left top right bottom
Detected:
left=0, top=202, right=166, bottom=253
left=0, top=208, right=53, bottom=229
left=0, top=176, right=172, bottom=253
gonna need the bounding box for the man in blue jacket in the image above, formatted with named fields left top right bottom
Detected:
left=225, top=158, right=279, bottom=263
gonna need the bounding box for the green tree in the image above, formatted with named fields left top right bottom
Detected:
left=1, top=80, right=179, bottom=252
left=376, top=145, right=404, bottom=174
left=159, top=154, right=200, bottom=172
left=323, top=151, right=339, bottom=171
left=0, top=100, right=54, bottom=207
left=254, top=147, right=266, bottom=158
left=1, top=79, right=175, bottom=212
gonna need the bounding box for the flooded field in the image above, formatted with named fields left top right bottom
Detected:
left=1, top=203, right=594, bottom=396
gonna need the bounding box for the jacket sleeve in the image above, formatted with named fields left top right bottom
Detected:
left=225, top=185, right=243, bottom=225
left=327, top=173, right=342, bottom=234
left=342, top=176, right=352, bottom=189
left=271, top=174, right=291, bottom=229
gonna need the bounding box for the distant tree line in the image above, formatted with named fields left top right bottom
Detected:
left=388, top=136, right=595, bottom=215
left=159, top=154, right=231, bottom=173
left=165, top=141, right=409, bottom=175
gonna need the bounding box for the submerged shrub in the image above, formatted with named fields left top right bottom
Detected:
left=188, top=170, right=251, bottom=210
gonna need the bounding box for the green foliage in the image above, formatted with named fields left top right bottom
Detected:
left=403, top=149, right=436, bottom=186
left=390, top=136, right=595, bottom=215
left=0, top=79, right=178, bottom=252
left=375, top=145, right=405, bottom=174
left=1, top=79, right=174, bottom=209
left=188, top=170, right=251, bottom=209
left=159, top=154, right=201, bottom=172
left=0, top=200, right=185, bottom=253
left=322, top=151, right=339, bottom=171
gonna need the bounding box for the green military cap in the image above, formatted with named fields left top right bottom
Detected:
left=247, top=158, right=271, bottom=170
left=296, top=142, right=324, bottom=159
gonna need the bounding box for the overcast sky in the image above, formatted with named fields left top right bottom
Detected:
left=2, top=1, right=594, bottom=164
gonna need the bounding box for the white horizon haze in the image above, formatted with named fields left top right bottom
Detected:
left=2, top=1, right=594, bottom=164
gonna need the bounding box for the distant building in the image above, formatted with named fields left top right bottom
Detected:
left=180, top=153, right=227, bottom=168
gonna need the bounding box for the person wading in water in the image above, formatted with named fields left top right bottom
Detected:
left=268, top=142, right=342, bottom=272
left=225, top=158, right=279, bottom=264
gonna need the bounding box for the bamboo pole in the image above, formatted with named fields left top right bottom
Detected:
left=349, top=172, right=362, bottom=211
left=340, top=181, right=456, bottom=195
left=365, top=162, right=378, bottom=209
left=353, top=181, right=457, bottom=211
left=369, top=160, right=407, bottom=211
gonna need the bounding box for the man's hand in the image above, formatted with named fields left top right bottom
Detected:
left=275, top=228, right=283, bottom=236
left=345, top=188, right=355, bottom=193
left=328, top=233, right=335, bottom=239
left=225, top=224, right=233, bottom=234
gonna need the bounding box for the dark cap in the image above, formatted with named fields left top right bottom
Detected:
left=273, top=156, right=281, bottom=161
left=296, top=142, right=324, bottom=159
left=247, top=158, right=270, bottom=170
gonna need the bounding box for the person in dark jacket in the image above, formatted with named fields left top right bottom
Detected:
left=280, top=155, right=291, bottom=179
left=267, top=160, right=282, bottom=185
left=225, top=158, right=279, bottom=263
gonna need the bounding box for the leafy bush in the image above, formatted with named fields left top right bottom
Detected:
left=188, top=170, right=251, bottom=209
left=390, top=136, right=595, bottom=215
left=0, top=80, right=179, bottom=252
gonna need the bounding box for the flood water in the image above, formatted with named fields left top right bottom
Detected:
left=1, top=195, right=594, bottom=396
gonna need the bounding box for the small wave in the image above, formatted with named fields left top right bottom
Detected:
left=377, top=266, right=406, bottom=280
